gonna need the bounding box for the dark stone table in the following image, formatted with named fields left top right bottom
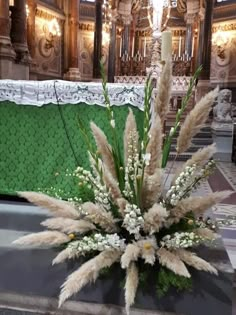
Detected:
left=0, top=205, right=234, bottom=315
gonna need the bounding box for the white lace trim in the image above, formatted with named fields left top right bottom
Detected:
left=0, top=79, right=146, bottom=109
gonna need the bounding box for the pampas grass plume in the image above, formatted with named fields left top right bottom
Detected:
left=90, top=122, right=116, bottom=178
left=157, top=248, right=190, bottom=278
left=41, top=217, right=96, bottom=234
left=59, top=250, right=121, bottom=307
left=121, top=243, right=140, bottom=269
left=18, top=192, right=79, bottom=219
left=82, top=202, right=117, bottom=232
left=125, top=262, right=139, bottom=315
left=124, top=108, right=139, bottom=165
left=154, top=58, right=172, bottom=126
left=175, top=249, right=218, bottom=275
left=145, top=114, right=162, bottom=174
left=13, top=231, right=70, bottom=246
left=177, top=87, right=219, bottom=154
left=144, top=203, right=168, bottom=234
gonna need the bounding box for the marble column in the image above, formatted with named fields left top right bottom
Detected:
left=0, top=0, right=15, bottom=78
left=10, top=0, right=30, bottom=63
left=26, top=0, right=38, bottom=79
left=185, top=23, right=193, bottom=57
left=26, top=0, right=36, bottom=59
left=198, top=0, right=215, bottom=80
left=121, top=15, right=132, bottom=56
left=64, top=0, right=81, bottom=81
left=196, top=0, right=215, bottom=101
left=108, top=9, right=118, bottom=82
left=93, top=0, right=103, bottom=79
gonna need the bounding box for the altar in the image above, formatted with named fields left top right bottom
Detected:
left=0, top=80, right=146, bottom=197
left=0, top=78, right=192, bottom=197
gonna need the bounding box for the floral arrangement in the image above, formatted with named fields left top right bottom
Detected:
left=14, top=60, right=231, bottom=314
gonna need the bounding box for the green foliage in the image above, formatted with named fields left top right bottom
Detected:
left=156, top=267, right=192, bottom=297
left=100, top=61, right=125, bottom=191
left=162, top=66, right=203, bottom=168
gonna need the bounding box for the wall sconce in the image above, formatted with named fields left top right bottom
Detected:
left=44, top=18, right=61, bottom=50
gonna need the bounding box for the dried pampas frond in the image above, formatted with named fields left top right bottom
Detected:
left=82, top=202, right=117, bottom=233
left=177, top=87, right=219, bottom=154
left=142, top=168, right=162, bottom=209
left=157, top=248, right=190, bottom=278
left=121, top=243, right=140, bottom=269
left=143, top=204, right=168, bottom=234
left=103, top=166, right=122, bottom=201
left=175, top=249, right=218, bottom=275
left=90, top=122, right=116, bottom=179
left=52, top=247, right=78, bottom=265
left=145, top=114, right=162, bottom=175
left=172, top=144, right=216, bottom=184
left=124, top=108, right=139, bottom=165
left=168, top=190, right=232, bottom=224
left=13, top=231, right=70, bottom=247
left=154, top=58, right=172, bottom=126
left=116, top=198, right=128, bottom=216
left=125, top=262, right=139, bottom=315
left=18, top=192, right=79, bottom=219
left=195, top=228, right=217, bottom=241
left=41, top=217, right=96, bottom=234
left=59, top=249, right=121, bottom=307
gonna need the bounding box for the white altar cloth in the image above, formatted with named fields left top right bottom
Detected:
left=0, top=80, right=146, bottom=109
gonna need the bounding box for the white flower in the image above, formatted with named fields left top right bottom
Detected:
left=110, top=119, right=115, bottom=128
left=142, top=153, right=151, bottom=165
left=169, top=127, right=175, bottom=137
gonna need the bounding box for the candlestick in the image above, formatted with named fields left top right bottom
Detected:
left=131, top=37, right=134, bottom=58
left=161, top=30, right=172, bottom=61
left=191, top=36, right=195, bottom=57
left=119, top=37, right=122, bottom=57
left=178, top=36, right=182, bottom=58
left=143, top=37, right=146, bottom=58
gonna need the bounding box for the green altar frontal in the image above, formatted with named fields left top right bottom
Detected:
left=0, top=101, right=143, bottom=197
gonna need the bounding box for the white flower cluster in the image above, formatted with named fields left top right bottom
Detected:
left=123, top=204, right=144, bottom=239
left=160, top=232, right=203, bottom=249
left=199, top=160, right=216, bottom=177
left=166, top=164, right=197, bottom=206
left=75, top=166, right=110, bottom=210
left=123, top=132, right=140, bottom=199
left=69, top=233, right=126, bottom=254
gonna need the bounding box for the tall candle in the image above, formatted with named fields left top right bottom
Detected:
left=178, top=36, right=182, bottom=58
left=143, top=37, right=146, bottom=57
left=191, top=36, right=195, bottom=57
left=120, top=37, right=122, bottom=57
left=161, top=30, right=172, bottom=61
left=132, top=37, right=134, bottom=58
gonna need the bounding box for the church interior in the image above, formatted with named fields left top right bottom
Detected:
left=0, top=0, right=236, bottom=314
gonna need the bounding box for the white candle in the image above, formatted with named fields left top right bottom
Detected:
left=178, top=36, right=182, bottom=58
left=191, top=36, right=195, bottom=57
left=161, top=30, right=172, bottom=61
left=132, top=37, right=134, bottom=58
left=119, top=37, right=122, bottom=57
left=143, top=37, right=146, bottom=57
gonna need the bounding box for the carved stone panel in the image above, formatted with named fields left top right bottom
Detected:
left=34, top=15, right=62, bottom=78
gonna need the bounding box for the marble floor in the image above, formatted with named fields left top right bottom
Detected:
left=0, top=161, right=235, bottom=314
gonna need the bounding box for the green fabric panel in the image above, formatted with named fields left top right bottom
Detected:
left=0, top=101, right=144, bottom=198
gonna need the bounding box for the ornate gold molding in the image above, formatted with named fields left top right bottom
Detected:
left=79, top=22, right=94, bottom=32
left=36, top=7, right=64, bottom=23
left=212, top=22, right=236, bottom=33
